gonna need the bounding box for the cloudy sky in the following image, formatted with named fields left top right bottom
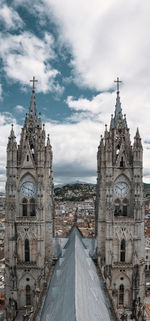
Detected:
left=0, top=0, right=150, bottom=191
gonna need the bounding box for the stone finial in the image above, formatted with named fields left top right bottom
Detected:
left=47, top=134, right=50, bottom=146
left=29, top=77, right=38, bottom=117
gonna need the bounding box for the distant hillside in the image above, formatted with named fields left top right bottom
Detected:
left=144, top=183, right=150, bottom=189
left=54, top=183, right=96, bottom=201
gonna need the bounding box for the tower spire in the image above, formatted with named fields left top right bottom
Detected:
left=114, top=77, right=122, bottom=94
left=29, top=76, right=38, bottom=117
left=110, top=77, right=125, bottom=128
left=114, top=77, right=123, bottom=122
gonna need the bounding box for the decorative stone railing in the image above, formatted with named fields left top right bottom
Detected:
left=17, top=261, right=37, bottom=267
left=16, top=216, right=37, bottom=221
left=112, top=261, right=133, bottom=268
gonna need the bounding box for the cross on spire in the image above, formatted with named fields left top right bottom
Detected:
left=114, top=77, right=122, bottom=93
left=30, top=76, right=38, bottom=91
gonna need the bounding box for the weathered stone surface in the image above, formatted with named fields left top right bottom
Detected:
left=5, top=88, right=54, bottom=320
left=96, top=87, right=145, bottom=319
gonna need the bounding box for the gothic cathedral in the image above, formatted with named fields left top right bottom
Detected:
left=5, top=81, right=54, bottom=319
left=96, top=79, right=145, bottom=319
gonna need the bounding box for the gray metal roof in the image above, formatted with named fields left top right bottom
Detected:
left=39, top=226, right=117, bottom=321
left=53, top=235, right=97, bottom=258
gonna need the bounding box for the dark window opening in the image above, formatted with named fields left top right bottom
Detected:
left=30, top=144, right=35, bottom=160
left=123, top=199, right=128, bottom=216
left=26, top=285, right=31, bottom=305
left=27, top=155, right=29, bottom=161
left=119, top=284, right=124, bottom=305
left=120, top=239, right=126, bottom=262
left=116, top=145, right=120, bottom=156
left=123, top=205, right=127, bottom=216
left=25, top=239, right=30, bottom=262
left=114, top=200, right=121, bottom=216
left=22, top=198, right=28, bottom=217
left=120, top=157, right=124, bottom=167
left=30, top=198, right=36, bottom=216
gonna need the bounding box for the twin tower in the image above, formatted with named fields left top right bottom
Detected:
left=5, top=79, right=145, bottom=320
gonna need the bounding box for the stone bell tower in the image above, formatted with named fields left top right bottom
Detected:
left=96, top=78, right=145, bottom=320
left=5, top=78, right=55, bottom=320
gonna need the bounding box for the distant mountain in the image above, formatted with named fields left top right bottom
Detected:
left=54, top=183, right=96, bottom=201
left=54, top=181, right=96, bottom=189
left=144, top=183, right=150, bottom=189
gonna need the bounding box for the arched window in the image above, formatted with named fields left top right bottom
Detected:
left=26, top=285, right=31, bottom=305
left=30, top=198, right=36, bottom=216
left=30, top=144, right=35, bottom=160
left=123, top=199, right=128, bottom=216
left=22, top=198, right=28, bottom=217
left=25, top=239, right=30, bottom=262
left=120, top=239, right=126, bottom=262
left=119, top=284, right=124, bottom=305
left=120, top=156, right=124, bottom=168
left=116, top=145, right=120, bottom=156
left=114, top=199, right=121, bottom=216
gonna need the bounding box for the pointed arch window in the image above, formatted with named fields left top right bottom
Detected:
left=120, top=239, right=126, bottom=262
left=120, top=156, right=124, bottom=168
left=30, top=198, right=36, bottom=216
left=26, top=285, right=31, bottom=305
left=119, top=284, right=124, bottom=305
left=30, top=144, right=35, bottom=160
left=114, top=199, right=121, bottom=216
left=116, top=145, right=120, bottom=156
left=123, top=199, right=128, bottom=216
left=25, top=239, right=30, bottom=262
left=22, top=198, right=28, bottom=217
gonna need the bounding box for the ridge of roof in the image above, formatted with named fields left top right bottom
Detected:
left=39, top=226, right=117, bottom=321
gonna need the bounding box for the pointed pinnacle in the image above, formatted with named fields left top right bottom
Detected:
left=135, top=127, right=140, bottom=138
left=47, top=134, right=50, bottom=146
left=29, top=90, right=37, bottom=116
left=10, top=124, right=15, bottom=138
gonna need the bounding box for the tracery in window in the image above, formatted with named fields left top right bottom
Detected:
left=22, top=198, right=28, bottom=217
left=25, top=239, right=30, bottom=262
left=29, top=198, right=36, bottom=216
left=120, top=239, right=126, bottom=262
left=119, top=284, right=124, bottom=305
left=26, top=285, right=31, bottom=305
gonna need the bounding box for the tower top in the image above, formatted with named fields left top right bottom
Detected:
left=110, top=77, right=127, bottom=129
left=29, top=77, right=38, bottom=117
left=30, top=76, right=38, bottom=92
left=114, top=77, right=122, bottom=94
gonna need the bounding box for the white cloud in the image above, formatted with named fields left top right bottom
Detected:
left=1, top=0, right=150, bottom=189
left=65, top=91, right=150, bottom=183
left=0, top=2, right=24, bottom=30
left=0, top=111, right=100, bottom=191
left=0, top=90, right=150, bottom=193
left=66, top=92, right=114, bottom=113
left=46, top=0, right=150, bottom=90
left=0, top=31, right=63, bottom=94
left=45, top=117, right=100, bottom=186
left=15, top=105, right=25, bottom=113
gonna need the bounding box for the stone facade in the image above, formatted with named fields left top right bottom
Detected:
left=96, top=83, right=145, bottom=320
left=5, top=87, right=55, bottom=320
